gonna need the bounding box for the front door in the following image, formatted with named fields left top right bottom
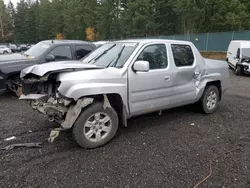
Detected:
left=231, top=48, right=240, bottom=67
left=128, top=43, right=173, bottom=116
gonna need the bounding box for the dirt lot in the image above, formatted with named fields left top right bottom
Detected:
left=0, top=70, right=250, bottom=188
left=200, top=51, right=227, bottom=60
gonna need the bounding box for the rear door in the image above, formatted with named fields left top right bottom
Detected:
left=170, top=44, right=197, bottom=107
left=227, top=42, right=234, bottom=65
left=232, top=47, right=241, bottom=67
left=128, top=43, right=173, bottom=116
left=229, top=42, right=240, bottom=68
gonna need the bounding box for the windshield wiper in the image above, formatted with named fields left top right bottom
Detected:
left=106, top=45, right=125, bottom=68
left=88, top=44, right=116, bottom=64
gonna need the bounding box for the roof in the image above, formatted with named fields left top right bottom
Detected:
left=231, top=40, right=250, bottom=48
left=114, top=38, right=192, bottom=45
left=42, top=40, right=94, bottom=45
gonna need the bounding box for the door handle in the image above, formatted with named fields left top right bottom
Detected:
left=164, top=76, right=171, bottom=81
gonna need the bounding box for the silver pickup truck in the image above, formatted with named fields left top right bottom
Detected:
left=20, top=39, right=229, bottom=148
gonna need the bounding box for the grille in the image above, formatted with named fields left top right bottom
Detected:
left=22, top=81, right=49, bottom=95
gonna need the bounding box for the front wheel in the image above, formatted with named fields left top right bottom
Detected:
left=235, top=65, right=243, bottom=76
left=3, top=51, right=8, bottom=54
left=201, top=85, right=219, bottom=114
left=73, top=102, right=118, bottom=149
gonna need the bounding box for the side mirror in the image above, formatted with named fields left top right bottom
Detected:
left=133, top=61, right=150, bottom=72
left=46, top=54, right=55, bottom=62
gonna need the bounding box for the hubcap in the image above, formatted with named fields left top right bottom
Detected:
left=206, top=91, right=217, bottom=110
left=83, top=112, right=112, bottom=142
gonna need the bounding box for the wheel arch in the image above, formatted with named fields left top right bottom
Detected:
left=205, top=80, right=222, bottom=101
left=81, top=93, right=128, bottom=127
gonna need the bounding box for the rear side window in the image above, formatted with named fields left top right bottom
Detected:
left=49, top=46, right=72, bottom=60
left=171, top=44, right=194, bottom=67
left=75, top=45, right=93, bottom=60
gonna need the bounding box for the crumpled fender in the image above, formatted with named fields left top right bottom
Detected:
left=194, top=72, right=222, bottom=102
left=58, top=82, right=127, bottom=106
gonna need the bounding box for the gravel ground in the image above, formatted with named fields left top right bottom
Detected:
left=0, top=71, right=249, bottom=188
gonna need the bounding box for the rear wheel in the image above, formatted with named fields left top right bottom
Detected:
left=201, top=85, right=219, bottom=114
left=73, top=102, right=118, bottom=149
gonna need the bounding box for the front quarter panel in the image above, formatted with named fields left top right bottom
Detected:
left=57, top=68, right=128, bottom=108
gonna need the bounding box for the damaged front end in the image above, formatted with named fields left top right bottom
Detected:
left=20, top=73, right=70, bottom=123
left=20, top=72, right=94, bottom=141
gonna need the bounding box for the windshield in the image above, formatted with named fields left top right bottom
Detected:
left=242, top=48, right=250, bottom=58
left=81, top=42, right=138, bottom=68
left=24, top=41, right=51, bottom=58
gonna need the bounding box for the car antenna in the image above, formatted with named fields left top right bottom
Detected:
left=51, top=40, right=54, bottom=44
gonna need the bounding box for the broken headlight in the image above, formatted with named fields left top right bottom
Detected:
left=57, top=92, right=72, bottom=106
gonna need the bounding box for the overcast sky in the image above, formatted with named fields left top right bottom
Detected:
left=4, top=0, right=19, bottom=6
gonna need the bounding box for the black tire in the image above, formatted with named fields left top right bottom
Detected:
left=201, top=85, right=219, bottom=114
left=73, top=102, right=118, bottom=149
left=235, top=65, right=243, bottom=76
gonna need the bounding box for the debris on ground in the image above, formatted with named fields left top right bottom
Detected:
left=193, top=147, right=243, bottom=188
left=1, top=142, right=43, bottom=151
left=48, top=128, right=63, bottom=143
left=190, top=123, right=195, bottom=126
left=4, top=136, right=16, bottom=141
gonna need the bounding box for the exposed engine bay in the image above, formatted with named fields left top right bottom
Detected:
left=20, top=72, right=93, bottom=130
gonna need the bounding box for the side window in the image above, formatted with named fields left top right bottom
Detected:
left=136, top=44, right=168, bottom=69
left=171, top=44, right=194, bottom=67
left=75, top=45, right=93, bottom=60
left=49, top=46, right=72, bottom=60
left=236, top=48, right=240, bottom=59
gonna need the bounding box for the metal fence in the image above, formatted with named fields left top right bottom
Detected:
left=145, top=31, right=250, bottom=52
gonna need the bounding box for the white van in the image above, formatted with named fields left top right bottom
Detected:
left=227, top=40, right=250, bottom=75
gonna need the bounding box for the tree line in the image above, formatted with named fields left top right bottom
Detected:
left=0, top=0, right=250, bottom=43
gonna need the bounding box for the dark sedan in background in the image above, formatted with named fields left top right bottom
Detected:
left=0, top=40, right=96, bottom=96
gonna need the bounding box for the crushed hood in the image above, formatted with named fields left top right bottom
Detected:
left=21, top=61, right=103, bottom=78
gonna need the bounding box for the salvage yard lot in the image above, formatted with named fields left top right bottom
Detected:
left=0, top=71, right=249, bottom=188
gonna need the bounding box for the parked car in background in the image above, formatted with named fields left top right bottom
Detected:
left=0, top=45, right=12, bottom=54
left=16, top=44, right=29, bottom=52
left=0, top=40, right=96, bottom=96
left=94, top=41, right=109, bottom=48
left=27, top=44, right=34, bottom=50
left=20, top=39, right=229, bottom=149
left=8, top=43, right=17, bottom=53
left=227, top=40, right=250, bottom=75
